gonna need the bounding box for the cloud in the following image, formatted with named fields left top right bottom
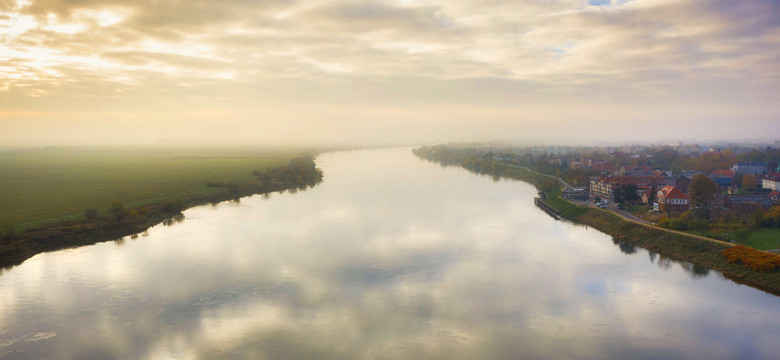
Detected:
left=1, top=0, right=779, bottom=144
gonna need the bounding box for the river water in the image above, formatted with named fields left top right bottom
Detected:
left=1, top=148, right=778, bottom=359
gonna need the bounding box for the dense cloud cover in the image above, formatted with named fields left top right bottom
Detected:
left=1, top=0, right=779, bottom=145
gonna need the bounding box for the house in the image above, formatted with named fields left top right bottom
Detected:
left=762, top=172, right=780, bottom=191
left=619, top=165, right=653, bottom=177
left=562, top=187, right=589, bottom=201
left=680, top=170, right=704, bottom=179
left=675, top=177, right=691, bottom=193
left=724, top=194, right=773, bottom=209
left=657, top=186, right=689, bottom=213
left=768, top=191, right=779, bottom=202
left=731, top=162, right=768, bottom=176
left=592, top=161, right=613, bottom=174
left=709, top=170, right=735, bottom=187
left=590, top=175, right=674, bottom=200
left=640, top=189, right=653, bottom=204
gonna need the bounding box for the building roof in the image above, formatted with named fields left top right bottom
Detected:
left=710, top=170, right=735, bottom=178
left=765, top=172, right=780, bottom=182
left=734, top=161, right=768, bottom=166
left=658, top=186, right=687, bottom=199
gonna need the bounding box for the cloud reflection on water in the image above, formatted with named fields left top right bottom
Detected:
left=1, top=148, right=779, bottom=360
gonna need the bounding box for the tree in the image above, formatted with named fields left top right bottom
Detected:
left=647, top=185, right=658, bottom=208
left=693, top=218, right=711, bottom=236
left=110, top=200, right=124, bottom=213
left=719, top=212, right=737, bottom=238
left=742, top=174, right=756, bottom=190
left=620, top=184, right=639, bottom=206
left=84, top=208, right=99, bottom=220
left=110, top=200, right=126, bottom=223
left=688, top=174, right=718, bottom=220
left=734, top=225, right=752, bottom=244
left=751, top=208, right=765, bottom=229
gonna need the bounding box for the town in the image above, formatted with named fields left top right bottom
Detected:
left=482, top=142, right=780, bottom=250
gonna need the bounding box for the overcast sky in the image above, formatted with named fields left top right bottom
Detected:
left=1, top=0, right=779, bottom=146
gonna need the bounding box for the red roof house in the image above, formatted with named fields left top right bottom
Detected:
left=657, top=186, right=689, bottom=212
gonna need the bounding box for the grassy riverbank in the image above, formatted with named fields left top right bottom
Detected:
left=0, top=149, right=323, bottom=268
left=413, top=145, right=780, bottom=296
left=0, top=146, right=296, bottom=232
left=560, top=207, right=780, bottom=295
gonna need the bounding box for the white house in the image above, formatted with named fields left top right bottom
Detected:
left=763, top=172, right=780, bottom=191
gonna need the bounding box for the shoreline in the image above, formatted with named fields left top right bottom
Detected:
left=412, top=146, right=780, bottom=297
left=0, top=155, right=323, bottom=269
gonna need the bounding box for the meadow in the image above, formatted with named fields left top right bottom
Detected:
left=0, top=146, right=295, bottom=231
left=684, top=227, right=780, bottom=250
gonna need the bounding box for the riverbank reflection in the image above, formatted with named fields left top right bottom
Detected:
left=1, top=148, right=778, bottom=360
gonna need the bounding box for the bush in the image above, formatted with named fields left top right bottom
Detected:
left=84, top=208, right=99, bottom=220
left=723, top=245, right=780, bottom=272
left=161, top=199, right=185, bottom=214
left=669, top=218, right=689, bottom=230
left=110, top=200, right=124, bottom=213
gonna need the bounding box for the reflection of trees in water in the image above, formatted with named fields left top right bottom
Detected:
left=162, top=213, right=185, bottom=226
left=654, top=254, right=710, bottom=278
left=681, top=262, right=710, bottom=278
left=612, top=237, right=637, bottom=254
left=657, top=255, right=673, bottom=270
left=611, top=237, right=710, bottom=278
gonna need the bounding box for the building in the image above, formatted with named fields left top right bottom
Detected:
left=657, top=186, right=689, bottom=212
left=731, top=162, right=768, bottom=176
left=675, top=176, right=691, bottom=193
left=640, top=189, right=653, bottom=204
left=590, top=175, right=675, bottom=200
left=709, top=170, right=735, bottom=187
left=724, top=194, right=773, bottom=210
left=591, top=161, right=613, bottom=174
left=562, top=187, right=589, bottom=201
left=619, top=165, right=653, bottom=177
left=762, top=172, right=780, bottom=191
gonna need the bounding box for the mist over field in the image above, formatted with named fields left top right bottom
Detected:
left=2, top=0, right=779, bottom=146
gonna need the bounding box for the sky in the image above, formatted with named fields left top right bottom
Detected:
left=1, top=0, right=779, bottom=146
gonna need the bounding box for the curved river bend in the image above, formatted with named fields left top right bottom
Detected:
left=1, top=148, right=779, bottom=359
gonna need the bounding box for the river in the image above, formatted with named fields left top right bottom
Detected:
left=1, top=148, right=778, bottom=359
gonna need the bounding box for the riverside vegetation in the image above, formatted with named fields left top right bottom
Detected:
left=0, top=149, right=323, bottom=267
left=413, top=145, right=780, bottom=296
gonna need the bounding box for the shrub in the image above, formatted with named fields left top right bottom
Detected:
left=162, top=199, right=185, bottom=213
left=669, top=218, right=689, bottom=230
left=84, top=208, right=99, bottom=220
left=723, top=245, right=780, bottom=272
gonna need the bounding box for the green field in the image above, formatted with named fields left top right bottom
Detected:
left=684, top=227, right=780, bottom=250
left=0, top=146, right=296, bottom=231
left=738, top=228, right=780, bottom=250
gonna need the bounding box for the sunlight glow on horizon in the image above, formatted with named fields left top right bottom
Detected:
left=1, top=0, right=778, bottom=146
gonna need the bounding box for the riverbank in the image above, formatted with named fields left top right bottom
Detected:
left=0, top=154, right=323, bottom=268
left=413, top=146, right=780, bottom=296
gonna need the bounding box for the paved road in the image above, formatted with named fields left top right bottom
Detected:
left=511, top=164, right=571, bottom=188
left=599, top=199, right=654, bottom=225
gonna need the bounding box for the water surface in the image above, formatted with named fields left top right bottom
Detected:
left=1, top=148, right=778, bottom=359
